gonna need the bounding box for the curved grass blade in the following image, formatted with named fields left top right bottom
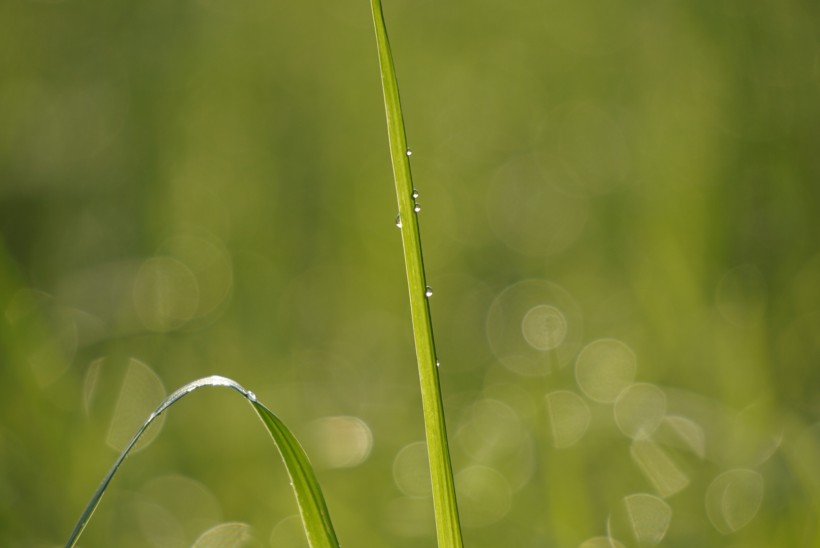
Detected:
left=66, top=375, right=339, bottom=548
left=369, top=1, right=464, bottom=546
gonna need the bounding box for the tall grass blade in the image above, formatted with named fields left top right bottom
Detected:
left=369, top=1, right=464, bottom=546
left=66, top=375, right=340, bottom=548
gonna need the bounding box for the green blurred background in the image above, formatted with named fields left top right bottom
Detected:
left=1, top=0, right=819, bottom=546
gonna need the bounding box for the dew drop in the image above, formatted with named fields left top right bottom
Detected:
left=247, top=391, right=257, bottom=402
left=436, top=360, right=440, bottom=368
left=406, top=148, right=412, bottom=156
left=395, top=214, right=402, bottom=228
left=412, top=188, right=419, bottom=199
left=414, top=203, right=421, bottom=213
left=425, top=286, right=433, bottom=297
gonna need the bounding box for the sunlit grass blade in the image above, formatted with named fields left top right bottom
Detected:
left=369, top=1, right=464, bottom=546
left=66, top=375, right=340, bottom=548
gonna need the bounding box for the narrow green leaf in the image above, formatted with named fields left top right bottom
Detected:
left=369, top=1, right=465, bottom=547
left=66, top=375, right=340, bottom=548
left=250, top=400, right=339, bottom=548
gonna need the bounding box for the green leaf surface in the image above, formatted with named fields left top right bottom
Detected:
left=66, top=375, right=339, bottom=548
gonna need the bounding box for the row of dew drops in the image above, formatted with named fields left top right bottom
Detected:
left=394, top=149, right=437, bottom=373
left=394, top=149, right=433, bottom=300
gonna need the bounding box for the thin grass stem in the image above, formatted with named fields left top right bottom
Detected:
left=369, top=2, right=464, bottom=546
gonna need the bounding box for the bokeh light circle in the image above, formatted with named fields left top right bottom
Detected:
left=487, top=279, right=583, bottom=376
left=304, top=416, right=373, bottom=469
left=486, top=156, right=590, bottom=256
left=522, top=304, right=568, bottom=350
left=575, top=339, right=637, bottom=403
left=270, top=515, right=308, bottom=548
left=456, top=465, right=513, bottom=528
left=193, top=522, right=254, bottom=547
left=614, top=383, right=667, bottom=440
left=705, top=469, right=764, bottom=534
left=607, top=493, right=672, bottom=547
left=132, top=257, right=199, bottom=332
left=393, top=441, right=432, bottom=498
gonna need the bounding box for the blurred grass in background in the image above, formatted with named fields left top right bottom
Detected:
left=1, top=0, right=819, bottom=546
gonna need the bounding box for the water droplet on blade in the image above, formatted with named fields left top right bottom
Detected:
left=425, top=286, right=433, bottom=297
left=414, top=203, right=421, bottom=212
left=395, top=214, right=402, bottom=228
left=247, top=391, right=257, bottom=402
left=412, top=188, right=419, bottom=199
left=436, top=360, right=440, bottom=368
left=406, top=148, right=412, bottom=156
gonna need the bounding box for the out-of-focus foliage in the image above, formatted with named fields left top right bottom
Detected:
left=1, top=0, right=819, bottom=546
